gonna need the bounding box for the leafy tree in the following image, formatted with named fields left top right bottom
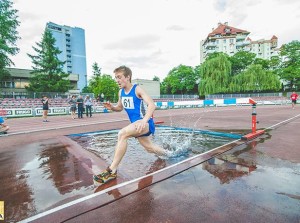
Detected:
left=199, top=54, right=231, bottom=96
left=206, top=52, right=229, bottom=61
left=267, top=56, right=281, bottom=71
left=232, top=64, right=281, bottom=92
left=161, top=65, right=197, bottom=94
left=0, top=0, right=20, bottom=82
left=81, top=86, right=91, bottom=93
left=278, top=40, right=300, bottom=91
left=92, top=74, right=119, bottom=102
left=253, top=58, right=269, bottom=70
left=26, top=29, right=71, bottom=92
left=229, top=51, right=256, bottom=75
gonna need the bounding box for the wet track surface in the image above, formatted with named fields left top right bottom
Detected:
left=0, top=105, right=299, bottom=222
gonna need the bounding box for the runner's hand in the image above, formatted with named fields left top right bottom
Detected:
left=103, top=102, right=112, bottom=110
left=135, top=120, right=147, bottom=133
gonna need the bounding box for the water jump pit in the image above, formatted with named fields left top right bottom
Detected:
left=6, top=126, right=243, bottom=222
left=68, top=126, right=242, bottom=179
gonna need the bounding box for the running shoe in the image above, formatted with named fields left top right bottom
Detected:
left=93, top=167, right=117, bottom=184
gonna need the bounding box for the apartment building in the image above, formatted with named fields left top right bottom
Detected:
left=46, top=22, right=87, bottom=91
left=200, top=22, right=279, bottom=63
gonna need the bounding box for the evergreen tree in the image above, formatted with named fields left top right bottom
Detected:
left=153, top=76, right=160, bottom=82
left=92, top=62, right=101, bottom=77
left=88, top=62, right=102, bottom=91
left=26, top=29, right=71, bottom=92
left=0, top=0, right=20, bottom=82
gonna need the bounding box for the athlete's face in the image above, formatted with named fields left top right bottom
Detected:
left=115, top=72, right=130, bottom=89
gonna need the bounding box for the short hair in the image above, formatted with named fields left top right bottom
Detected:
left=114, top=65, right=132, bottom=82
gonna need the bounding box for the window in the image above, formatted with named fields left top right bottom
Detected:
left=0, top=81, right=14, bottom=88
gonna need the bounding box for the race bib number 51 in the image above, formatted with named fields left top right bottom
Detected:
left=122, top=97, right=134, bottom=109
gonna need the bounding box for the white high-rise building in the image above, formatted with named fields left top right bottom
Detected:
left=200, top=22, right=279, bottom=63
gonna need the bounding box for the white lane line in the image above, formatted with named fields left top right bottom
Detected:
left=264, top=114, right=300, bottom=130
left=0, top=118, right=128, bottom=137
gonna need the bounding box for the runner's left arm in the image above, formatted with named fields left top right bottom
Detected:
left=136, top=86, right=155, bottom=122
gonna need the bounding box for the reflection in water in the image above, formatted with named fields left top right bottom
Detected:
left=0, top=150, right=36, bottom=222
left=38, top=143, right=93, bottom=195
left=203, top=158, right=256, bottom=184
left=202, top=141, right=257, bottom=184
left=0, top=140, right=95, bottom=222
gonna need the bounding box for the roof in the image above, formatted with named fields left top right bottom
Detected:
left=271, top=35, right=278, bottom=40
left=208, top=23, right=250, bottom=37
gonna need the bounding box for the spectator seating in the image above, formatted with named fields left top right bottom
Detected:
left=0, top=98, right=101, bottom=109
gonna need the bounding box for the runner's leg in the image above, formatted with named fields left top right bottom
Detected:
left=109, top=122, right=150, bottom=172
left=138, top=136, right=166, bottom=156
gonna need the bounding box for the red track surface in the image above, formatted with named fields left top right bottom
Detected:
left=0, top=105, right=299, bottom=222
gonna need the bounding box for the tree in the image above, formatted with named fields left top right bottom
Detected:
left=199, top=54, right=231, bottom=96
left=206, top=52, right=228, bottom=61
left=161, top=65, right=197, bottom=94
left=88, top=62, right=102, bottom=90
left=278, top=40, right=300, bottom=91
left=0, top=0, right=20, bottom=82
left=26, top=29, right=71, bottom=92
left=253, top=58, right=269, bottom=70
left=229, top=51, right=256, bottom=75
left=93, top=74, right=119, bottom=102
left=232, top=64, right=281, bottom=92
left=153, top=76, right=160, bottom=82
left=92, top=62, right=101, bottom=77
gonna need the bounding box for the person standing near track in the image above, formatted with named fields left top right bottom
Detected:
left=76, top=95, right=84, bottom=119
left=84, top=95, right=93, bottom=117
left=93, top=65, right=166, bottom=184
left=290, top=91, right=298, bottom=109
left=69, top=95, right=77, bottom=119
left=42, top=96, right=50, bottom=122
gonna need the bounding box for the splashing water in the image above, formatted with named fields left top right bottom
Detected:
left=70, top=126, right=235, bottom=178
left=154, top=127, right=192, bottom=159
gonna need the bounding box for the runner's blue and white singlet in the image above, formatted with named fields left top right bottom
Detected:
left=121, top=84, right=155, bottom=135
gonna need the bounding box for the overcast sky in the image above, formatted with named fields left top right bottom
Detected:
left=10, top=0, right=300, bottom=81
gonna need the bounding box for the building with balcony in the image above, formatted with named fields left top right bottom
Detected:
left=46, top=22, right=87, bottom=91
left=200, top=22, right=279, bottom=63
